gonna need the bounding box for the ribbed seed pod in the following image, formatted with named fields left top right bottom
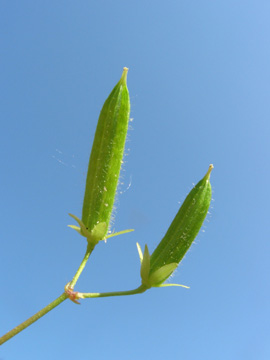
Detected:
left=81, top=68, right=130, bottom=238
left=147, top=165, right=213, bottom=285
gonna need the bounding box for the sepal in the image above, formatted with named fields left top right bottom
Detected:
left=156, top=283, right=190, bottom=289
left=68, top=213, right=134, bottom=245
left=140, top=245, right=150, bottom=285
left=91, top=222, right=107, bottom=242
left=148, top=263, right=178, bottom=286
left=137, top=242, right=189, bottom=289
left=68, top=213, right=106, bottom=244
left=136, top=242, right=143, bottom=263
left=106, top=229, right=134, bottom=239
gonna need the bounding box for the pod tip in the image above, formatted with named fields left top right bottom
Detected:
left=204, top=164, right=214, bottom=180
left=121, top=67, right=129, bottom=83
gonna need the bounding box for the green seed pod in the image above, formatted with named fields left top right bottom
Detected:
left=140, top=165, right=213, bottom=287
left=69, top=68, right=130, bottom=243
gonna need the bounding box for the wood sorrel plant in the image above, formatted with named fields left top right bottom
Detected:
left=0, top=68, right=213, bottom=345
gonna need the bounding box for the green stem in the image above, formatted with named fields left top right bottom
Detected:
left=81, top=284, right=148, bottom=298
left=69, top=244, right=95, bottom=289
left=0, top=293, right=67, bottom=346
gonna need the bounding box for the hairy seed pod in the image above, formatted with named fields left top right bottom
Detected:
left=81, top=68, right=130, bottom=238
left=148, top=165, right=213, bottom=284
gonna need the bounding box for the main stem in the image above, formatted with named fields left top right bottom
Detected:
left=0, top=293, right=67, bottom=345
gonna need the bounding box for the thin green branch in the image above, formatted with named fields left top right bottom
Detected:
left=0, top=293, right=67, bottom=346
left=68, top=244, right=95, bottom=289
left=81, top=284, right=148, bottom=298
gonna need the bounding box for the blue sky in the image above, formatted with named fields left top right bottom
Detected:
left=1, top=1, right=270, bottom=359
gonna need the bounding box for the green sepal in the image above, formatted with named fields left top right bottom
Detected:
left=136, top=242, right=143, bottom=263
left=68, top=213, right=106, bottom=244
left=68, top=213, right=134, bottom=244
left=67, top=225, right=82, bottom=235
left=156, top=283, right=190, bottom=289
left=140, top=245, right=150, bottom=285
left=137, top=244, right=186, bottom=288
left=148, top=263, right=178, bottom=287
left=91, top=222, right=107, bottom=242
left=68, top=213, right=92, bottom=239
left=106, top=229, right=134, bottom=239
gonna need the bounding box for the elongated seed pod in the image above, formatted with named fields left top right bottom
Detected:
left=149, top=165, right=213, bottom=280
left=81, top=68, right=130, bottom=236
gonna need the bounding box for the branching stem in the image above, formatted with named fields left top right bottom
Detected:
left=0, top=283, right=148, bottom=345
